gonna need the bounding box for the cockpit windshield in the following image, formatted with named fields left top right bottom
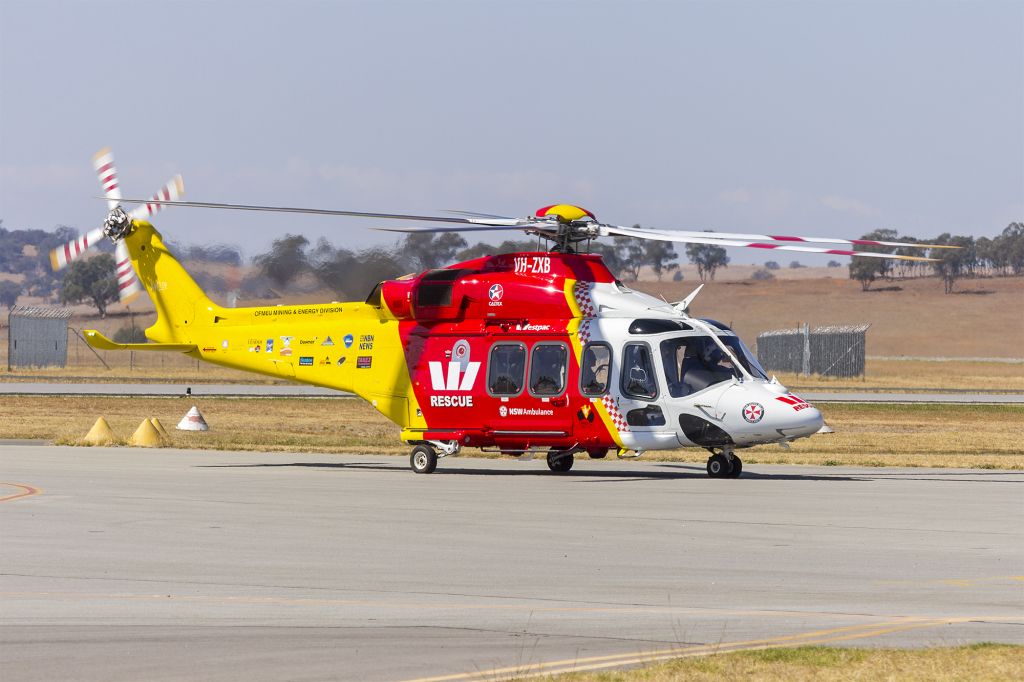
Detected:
left=660, top=334, right=767, bottom=398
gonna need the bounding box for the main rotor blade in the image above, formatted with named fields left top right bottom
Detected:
left=371, top=225, right=531, bottom=234
left=112, top=198, right=524, bottom=226
left=602, top=225, right=937, bottom=262
left=627, top=227, right=955, bottom=250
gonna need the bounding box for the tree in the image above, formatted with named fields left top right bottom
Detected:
left=931, top=233, right=975, bottom=294
left=614, top=234, right=645, bottom=281
left=789, top=260, right=804, bottom=269
left=61, top=254, right=117, bottom=317
left=0, top=280, right=22, bottom=309
left=644, top=241, right=679, bottom=281
left=254, top=234, right=310, bottom=288
left=764, top=261, right=780, bottom=270
left=848, top=228, right=899, bottom=291
left=994, top=222, right=1024, bottom=276
left=685, top=240, right=730, bottom=281
left=827, top=260, right=841, bottom=268
left=403, top=232, right=468, bottom=271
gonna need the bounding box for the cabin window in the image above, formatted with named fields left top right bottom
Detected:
left=488, top=343, right=527, bottom=396
left=580, top=343, right=611, bottom=396
left=529, top=343, right=568, bottom=397
left=620, top=342, right=658, bottom=400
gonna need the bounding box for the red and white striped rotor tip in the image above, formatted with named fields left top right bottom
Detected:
left=93, top=147, right=122, bottom=210
left=129, top=175, right=184, bottom=221
left=114, top=241, right=142, bottom=304
left=49, top=226, right=105, bottom=271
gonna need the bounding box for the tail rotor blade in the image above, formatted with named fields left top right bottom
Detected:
left=114, top=241, right=142, bottom=304
left=49, top=226, right=106, bottom=271
left=93, top=147, right=122, bottom=210
left=129, top=175, right=185, bottom=222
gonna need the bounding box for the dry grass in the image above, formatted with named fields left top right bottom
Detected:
left=778, top=359, right=1024, bottom=392
left=545, top=644, right=1024, bottom=682
left=2, top=397, right=1020, bottom=469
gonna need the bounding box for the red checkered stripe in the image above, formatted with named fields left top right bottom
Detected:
left=573, top=281, right=597, bottom=344
left=601, top=394, right=629, bottom=433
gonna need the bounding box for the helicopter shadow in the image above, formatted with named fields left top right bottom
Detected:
left=196, top=460, right=864, bottom=482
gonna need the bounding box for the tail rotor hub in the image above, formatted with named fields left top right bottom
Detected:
left=103, top=206, right=132, bottom=241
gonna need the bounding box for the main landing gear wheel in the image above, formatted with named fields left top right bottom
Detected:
left=706, top=453, right=731, bottom=478
left=547, top=449, right=574, bottom=473
left=410, top=445, right=438, bottom=474
left=727, top=455, right=743, bottom=478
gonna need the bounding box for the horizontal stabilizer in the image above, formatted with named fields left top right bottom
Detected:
left=83, top=329, right=197, bottom=353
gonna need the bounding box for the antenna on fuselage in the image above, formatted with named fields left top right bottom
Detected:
left=673, top=283, right=704, bottom=316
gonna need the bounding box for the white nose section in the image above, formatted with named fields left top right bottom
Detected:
left=782, top=406, right=824, bottom=438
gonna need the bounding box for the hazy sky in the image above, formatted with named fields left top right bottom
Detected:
left=1, top=0, right=1021, bottom=264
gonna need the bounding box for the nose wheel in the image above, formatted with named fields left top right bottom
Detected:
left=706, top=449, right=742, bottom=478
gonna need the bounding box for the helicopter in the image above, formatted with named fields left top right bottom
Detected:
left=54, top=149, right=948, bottom=477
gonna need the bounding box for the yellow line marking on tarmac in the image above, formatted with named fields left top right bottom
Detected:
left=397, top=616, right=1003, bottom=682
left=0, top=590, right=909, bottom=620
left=0, top=483, right=42, bottom=504
left=876, top=575, right=1024, bottom=588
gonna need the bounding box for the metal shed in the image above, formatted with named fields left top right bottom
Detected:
left=7, top=306, right=74, bottom=369
left=756, top=323, right=870, bottom=378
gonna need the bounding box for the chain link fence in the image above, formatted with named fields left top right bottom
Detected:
left=756, top=324, right=870, bottom=377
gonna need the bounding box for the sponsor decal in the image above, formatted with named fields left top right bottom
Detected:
left=776, top=394, right=813, bottom=411
left=265, top=338, right=274, bottom=354
left=430, top=395, right=474, bottom=408
left=337, top=356, right=346, bottom=366
left=221, top=340, right=229, bottom=349
left=356, top=356, right=372, bottom=369
left=499, top=405, right=508, bottom=417
left=428, top=340, right=480, bottom=391
left=488, top=283, right=503, bottom=306
left=322, top=336, right=335, bottom=346
left=279, top=336, right=293, bottom=357
left=320, top=356, right=331, bottom=365
left=343, top=334, right=354, bottom=348
left=253, top=305, right=344, bottom=318
left=577, top=404, right=595, bottom=422
left=742, top=402, right=765, bottom=423
left=299, top=356, right=314, bottom=366
left=502, top=407, right=554, bottom=417
left=515, top=322, right=552, bottom=332
left=359, top=334, right=374, bottom=350
left=298, top=338, right=316, bottom=345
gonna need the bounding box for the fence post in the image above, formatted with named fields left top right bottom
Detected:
left=801, top=322, right=810, bottom=376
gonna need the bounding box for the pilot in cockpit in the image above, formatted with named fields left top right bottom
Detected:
left=679, top=339, right=735, bottom=394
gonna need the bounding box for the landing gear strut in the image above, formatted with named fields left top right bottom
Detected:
left=706, top=448, right=742, bottom=478
left=547, top=448, right=574, bottom=473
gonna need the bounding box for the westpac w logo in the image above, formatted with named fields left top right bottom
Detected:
left=428, top=339, right=480, bottom=391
